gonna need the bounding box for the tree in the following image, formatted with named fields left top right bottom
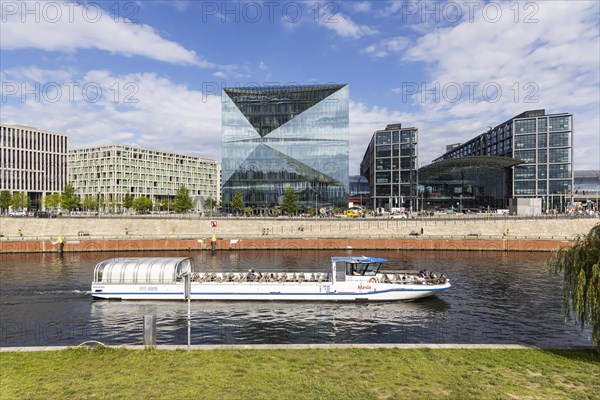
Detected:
left=123, top=194, right=133, bottom=210
left=61, top=184, right=80, bottom=211
left=281, top=186, right=299, bottom=216
left=82, top=196, right=99, bottom=211
left=44, top=193, right=61, bottom=211
left=204, top=197, right=218, bottom=216
left=11, top=192, right=29, bottom=210
left=132, top=196, right=152, bottom=213
left=173, top=186, right=194, bottom=213
left=546, top=223, right=600, bottom=351
left=231, top=191, right=244, bottom=215
left=0, top=190, right=11, bottom=214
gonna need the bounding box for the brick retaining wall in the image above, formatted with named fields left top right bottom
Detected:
left=0, top=237, right=573, bottom=253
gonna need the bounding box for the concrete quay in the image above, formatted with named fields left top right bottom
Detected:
left=1, top=216, right=597, bottom=253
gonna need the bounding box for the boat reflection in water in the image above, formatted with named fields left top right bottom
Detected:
left=89, top=296, right=451, bottom=345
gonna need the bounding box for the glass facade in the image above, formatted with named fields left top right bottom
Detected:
left=221, top=84, right=349, bottom=210
left=418, top=157, right=520, bottom=210
left=360, top=124, right=418, bottom=211
left=434, top=110, right=574, bottom=212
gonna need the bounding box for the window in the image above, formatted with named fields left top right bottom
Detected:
left=549, top=164, right=571, bottom=179
left=514, top=181, right=536, bottom=195
left=514, top=134, right=536, bottom=149
left=549, top=148, right=569, bottom=163
left=549, top=116, right=570, bottom=131
left=514, top=150, right=536, bottom=163
left=538, top=165, right=547, bottom=179
left=549, top=180, right=571, bottom=194
left=376, top=145, right=391, bottom=158
left=514, top=165, right=535, bottom=179
left=538, top=149, right=547, bottom=163
left=549, top=132, right=570, bottom=147
left=538, top=133, right=547, bottom=148
left=515, top=119, right=536, bottom=133
left=538, top=118, right=547, bottom=132
left=376, top=132, right=391, bottom=145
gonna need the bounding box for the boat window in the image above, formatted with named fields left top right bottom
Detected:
left=347, top=263, right=371, bottom=276
left=94, top=261, right=108, bottom=282
left=364, top=263, right=381, bottom=276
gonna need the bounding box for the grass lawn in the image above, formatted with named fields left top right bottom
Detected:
left=1, top=348, right=599, bottom=399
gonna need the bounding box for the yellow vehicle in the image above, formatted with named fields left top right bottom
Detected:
left=344, top=209, right=359, bottom=218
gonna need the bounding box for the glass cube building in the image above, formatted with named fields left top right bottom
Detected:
left=221, top=84, right=349, bottom=210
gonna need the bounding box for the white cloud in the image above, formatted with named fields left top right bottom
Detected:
left=1, top=1, right=215, bottom=67
left=317, top=10, right=377, bottom=39
left=348, top=2, right=371, bottom=13
left=259, top=61, right=268, bottom=71
left=0, top=67, right=223, bottom=161
left=362, top=37, right=410, bottom=58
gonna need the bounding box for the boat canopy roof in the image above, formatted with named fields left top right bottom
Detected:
left=331, top=256, right=388, bottom=264
left=93, top=257, right=193, bottom=284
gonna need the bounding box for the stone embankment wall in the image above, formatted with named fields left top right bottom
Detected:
left=0, top=216, right=597, bottom=253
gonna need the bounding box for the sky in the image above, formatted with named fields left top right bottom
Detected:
left=1, top=0, right=599, bottom=174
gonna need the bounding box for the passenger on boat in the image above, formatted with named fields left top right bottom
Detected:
left=247, top=268, right=257, bottom=282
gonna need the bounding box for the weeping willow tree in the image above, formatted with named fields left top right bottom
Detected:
left=546, top=223, right=600, bottom=350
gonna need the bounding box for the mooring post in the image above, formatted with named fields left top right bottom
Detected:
left=143, top=314, right=157, bottom=348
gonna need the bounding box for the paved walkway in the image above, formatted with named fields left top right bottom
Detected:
left=1, top=343, right=592, bottom=352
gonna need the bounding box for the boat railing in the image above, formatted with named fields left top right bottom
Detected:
left=378, top=272, right=448, bottom=285
left=191, top=271, right=330, bottom=283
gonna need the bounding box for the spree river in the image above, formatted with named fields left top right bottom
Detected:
left=0, top=249, right=591, bottom=347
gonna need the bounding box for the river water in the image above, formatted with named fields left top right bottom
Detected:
left=0, top=249, right=591, bottom=347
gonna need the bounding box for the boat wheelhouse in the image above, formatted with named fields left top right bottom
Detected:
left=91, top=256, right=450, bottom=301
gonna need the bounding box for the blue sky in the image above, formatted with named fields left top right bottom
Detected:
left=1, top=0, right=599, bottom=172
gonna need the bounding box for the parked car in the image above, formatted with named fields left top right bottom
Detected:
left=8, top=210, right=27, bottom=217
left=35, top=211, right=50, bottom=218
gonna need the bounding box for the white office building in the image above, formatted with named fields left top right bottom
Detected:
left=0, top=124, right=68, bottom=209
left=68, top=144, right=219, bottom=213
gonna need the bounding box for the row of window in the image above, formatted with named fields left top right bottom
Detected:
left=373, top=183, right=416, bottom=197
left=514, top=164, right=572, bottom=179
left=514, top=148, right=571, bottom=164
left=514, top=132, right=570, bottom=149
left=375, top=158, right=417, bottom=171
left=514, top=116, right=571, bottom=134
left=1, top=170, right=66, bottom=191
left=375, top=130, right=417, bottom=145
left=514, top=180, right=572, bottom=195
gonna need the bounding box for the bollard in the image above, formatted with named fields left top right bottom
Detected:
left=143, top=314, right=157, bottom=347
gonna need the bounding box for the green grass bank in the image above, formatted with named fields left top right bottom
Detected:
left=1, top=348, right=598, bottom=399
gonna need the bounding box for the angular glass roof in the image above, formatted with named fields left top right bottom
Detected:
left=223, top=84, right=346, bottom=137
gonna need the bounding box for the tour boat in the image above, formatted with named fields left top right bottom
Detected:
left=90, top=256, right=451, bottom=301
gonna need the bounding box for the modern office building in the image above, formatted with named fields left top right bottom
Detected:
left=68, top=144, right=218, bottom=213
left=221, top=84, right=349, bottom=211
left=360, top=124, right=418, bottom=211
left=0, top=124, right=68, bottom=209
left=433, top=110, right=574, bottom=211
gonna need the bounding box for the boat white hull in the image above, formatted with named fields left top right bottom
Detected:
left=91, top=281, right=451, bottom=301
